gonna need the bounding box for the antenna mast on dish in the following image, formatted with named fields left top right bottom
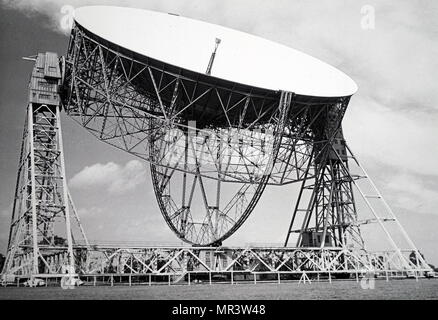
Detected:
left=206, top=37, right=221, bottom=75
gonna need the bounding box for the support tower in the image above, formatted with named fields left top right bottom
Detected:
left=1, top=53, right=87, bottom=279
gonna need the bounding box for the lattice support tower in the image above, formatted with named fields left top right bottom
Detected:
left=284, top=108, right=430, bottom=271
left=1, top=53, right=88, bottom=279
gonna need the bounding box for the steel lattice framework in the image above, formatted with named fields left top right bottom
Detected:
left=1, top=53, right=88, bottom=279
left=40, top=244, right=433, bottom=285
left=61, top=24, right=355, bottom=245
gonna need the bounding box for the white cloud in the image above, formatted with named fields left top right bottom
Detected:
left=1, top=0, right=181, bottom=34
left=69, top=160, right=147, bottom=194
left=344, top=95, right=438, bottom=177
left=384, top=173, right=438, bottom=216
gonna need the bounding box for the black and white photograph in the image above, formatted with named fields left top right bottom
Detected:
left=0, top=0, right=437, bottom=308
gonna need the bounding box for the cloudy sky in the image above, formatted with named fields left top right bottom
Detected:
left=0, top=0, right=437, bottom=263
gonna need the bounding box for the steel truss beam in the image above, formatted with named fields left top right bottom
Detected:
left=56, top=245, right=431, bottom=284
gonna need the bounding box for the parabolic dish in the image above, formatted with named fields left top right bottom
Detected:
left=73, top=6, right=358, bottom=98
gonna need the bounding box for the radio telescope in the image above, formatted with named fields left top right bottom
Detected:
left=2, top=6, right=431, bottom=280
left=63, top=6, right=358, bottom=246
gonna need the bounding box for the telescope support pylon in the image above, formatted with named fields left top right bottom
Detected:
left=284, top=137, right=430, bottom=272
left=1, top=53, right=87, bottom=279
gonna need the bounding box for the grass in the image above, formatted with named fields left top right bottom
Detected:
left=1, top=278, right=437, bottom=300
